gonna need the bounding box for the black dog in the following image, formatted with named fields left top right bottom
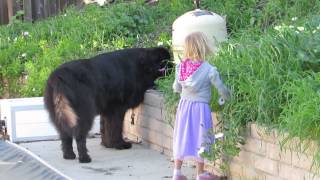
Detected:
left=44, top=47, right=171, bottom=163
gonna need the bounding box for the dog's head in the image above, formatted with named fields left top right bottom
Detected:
left=137, top=47, right=172, bottom=89
left=142, top=47, right=172, bottom=78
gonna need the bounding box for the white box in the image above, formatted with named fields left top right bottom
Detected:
left=0, top=97, right=100, bottom=142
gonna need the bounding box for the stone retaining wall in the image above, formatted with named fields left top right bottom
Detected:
left=228, top=123, right=320, bottom=180
left=123, top=90, right=173, bottom=156
left=123, top=90, right=320, bottom=180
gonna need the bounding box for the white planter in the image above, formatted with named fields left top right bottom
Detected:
left=0, top=97, right=100, bottom=142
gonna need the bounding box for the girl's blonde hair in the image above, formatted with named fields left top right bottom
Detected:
left=184, top=31, right=215, bottom=61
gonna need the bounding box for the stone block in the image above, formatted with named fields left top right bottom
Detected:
left=243, top=166, right=266, bottom=180
left=138, top=126, right=172, bottom=150
left=144, top=90, right=164, bottom=108
left=229, top=161, right=244, bottom=177
left=279, top=163, right=306, bottom=180
left=305, top=172, right=320, bottom=180
left=292, top=151, right=313, bottom=171
left=265, top=174, right=284, bottom=180
left=140, top=104, right=163, bottom=121
left=244, top=137, right=266, bottom=156
left=266, top=142, right=292, bottom=164
left=233, top=150, right=255, bottom=165
left=139, top=115, right=173, bottom=138
left=253, top=154, right=279, bottom=176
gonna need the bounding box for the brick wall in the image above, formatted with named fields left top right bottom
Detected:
left=229, top=124, right=320, bottom=180
left=123, top=90, right=320, bottom=180
left=123, top=89, right=174, bottom=156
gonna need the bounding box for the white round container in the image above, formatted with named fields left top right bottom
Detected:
left=172, top=9, right=227, bottom=63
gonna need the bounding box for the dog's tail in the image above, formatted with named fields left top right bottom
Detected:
left=44, top=74, right=78, bottom=136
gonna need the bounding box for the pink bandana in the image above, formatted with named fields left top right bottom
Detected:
left=179, top=59, right=203, bottom=81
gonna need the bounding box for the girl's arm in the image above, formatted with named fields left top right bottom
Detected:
left=209, top=67, right=231, bottom=100
left=172, top=64, right=182, bottom=93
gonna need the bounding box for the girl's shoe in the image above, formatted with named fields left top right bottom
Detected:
left=172, top=174, right=188, bottom=180
left=196, top=172, right=215, bottom=180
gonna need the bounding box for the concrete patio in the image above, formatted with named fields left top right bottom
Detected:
left=19, top=137, right=197, bottom=180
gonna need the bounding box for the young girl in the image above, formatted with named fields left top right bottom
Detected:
left=172, top=32, right=230, bottom=180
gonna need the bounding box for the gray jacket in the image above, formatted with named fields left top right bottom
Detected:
left=173, top=62, right=230, bottom=103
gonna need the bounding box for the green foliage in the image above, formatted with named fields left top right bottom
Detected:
left=278, top=73, right=320, bottom=168
left=201, top=0, right=320, bottom=34
left=0, top=1, right=185, bottom=97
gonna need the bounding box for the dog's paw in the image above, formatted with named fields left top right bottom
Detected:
left=79, top=154, right=92, bottom=163
left=101, top=140, right=113, bottom=148
left=63, top=151, right=76, bottom=160
left=114, top=141, right=132, bottom=150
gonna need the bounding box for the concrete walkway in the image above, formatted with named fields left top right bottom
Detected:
left=20, top=137, right=196, bottom=180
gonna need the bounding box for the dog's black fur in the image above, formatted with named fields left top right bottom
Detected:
left=44, top=47, right=170, bottom=163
